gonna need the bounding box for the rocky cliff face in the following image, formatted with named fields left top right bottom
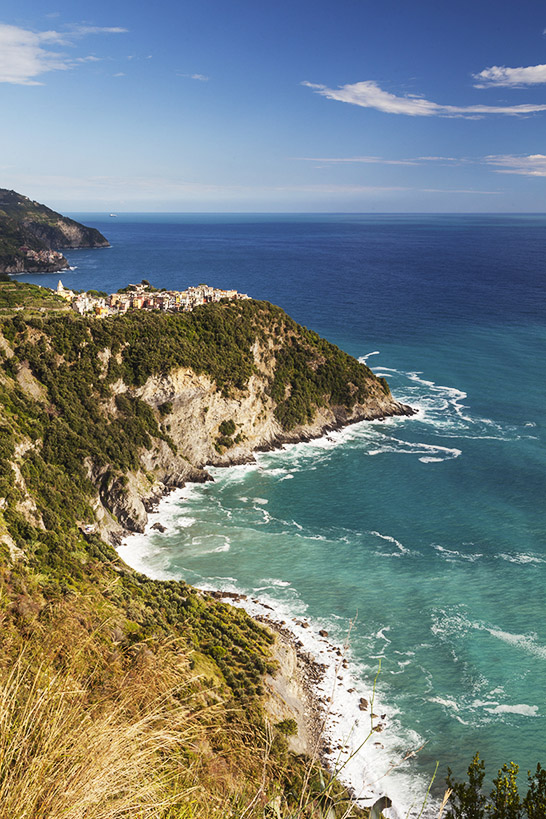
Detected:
left=0, top=303, right=414, bottom=551
left=99, top=345, right=413, bottom=540
left=0, top=188, right=109, bottom=273
left=2, top=250, right=69, bottom=274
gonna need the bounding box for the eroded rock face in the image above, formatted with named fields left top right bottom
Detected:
left=2, top=309, right=414, bottom=546
left=0, top=187, right=109, bottom=272
left=100, top=358, right=413, bottom=540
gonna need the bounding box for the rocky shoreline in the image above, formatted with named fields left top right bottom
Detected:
left=196, top=589, right=395, bottom=814
left=115, top=409, right=421, bottom=816
left=105, top=400, right=416, bottom=544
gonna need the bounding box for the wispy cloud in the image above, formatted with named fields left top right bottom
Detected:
left=0, top=22, right=126, bottom=85
left=0, top=172, right=502, bottom=204
left=473, top=64, right=546, bottom=88
left=485, top=154, right=546, bottom=176
left=178, top=72, right=209, bottom=81
left=68, top=25, right=127, bottom=36
left=297, top=152, right=546, bottom=178
left=295, top=155, right=420, bottom=165
left=302, top=79, right=546, bottom=118
left=295, top=155, right=471, bottom=166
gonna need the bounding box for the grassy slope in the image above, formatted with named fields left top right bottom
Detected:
left=0, top=288, right=378, bottom=817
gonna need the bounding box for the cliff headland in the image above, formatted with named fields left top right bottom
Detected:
left=0, top=188, right=109, bottom=273
left=0, top=288, right=412, bottom=816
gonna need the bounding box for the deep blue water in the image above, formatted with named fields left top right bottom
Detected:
left=18, top=213, right=546, bottom=809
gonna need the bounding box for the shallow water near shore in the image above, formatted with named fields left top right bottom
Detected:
left=20, top=213, right=546, bottom=811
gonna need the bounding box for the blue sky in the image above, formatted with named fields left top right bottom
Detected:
left=1, top=0, right=545, bottom=211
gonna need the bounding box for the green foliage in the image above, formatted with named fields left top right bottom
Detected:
left=0, top=187, right=108, bottom=271
left=523, top=764, right=546, bottom=819
left=0, top=282, right=66, bottom=312
left=446, top=756, right=546, bottom=819
left=87, top=289, right=108, bottom=299
left=216, top=418, right=238, bottom=450
left=269, top=325, right=377, bottom=431
left=0, top=294, right=391, bottom=815
left=490, top=763, right=521, bottom=819
left=219, top=419, right=236, bottom=437
left=447, top=754, right=487, bottom=819
left=275, top=718, right=298, bottom=737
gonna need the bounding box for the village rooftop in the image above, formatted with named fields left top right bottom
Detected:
left=54, top=280, right=250, bottom=316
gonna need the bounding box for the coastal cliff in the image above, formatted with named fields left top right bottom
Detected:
left=0, top=292, right=406, bottom=817
left=0, top=296, right=412, bottom=542
left=0, top=188, right=109, bottom=273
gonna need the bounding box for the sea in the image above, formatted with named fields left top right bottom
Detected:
left=16, top=213, right=546, bottom=814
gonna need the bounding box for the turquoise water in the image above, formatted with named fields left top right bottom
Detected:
left=19, top=213, right=546, bottom=808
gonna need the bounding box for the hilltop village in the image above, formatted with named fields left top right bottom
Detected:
left=55, top=280, right=250, bottom=316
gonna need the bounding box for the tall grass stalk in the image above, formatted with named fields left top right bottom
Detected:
left=0, top=650, right=209, bottom=819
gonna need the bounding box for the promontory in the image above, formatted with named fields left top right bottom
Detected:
left=0, top=286, right=412, bottom=817
left=0, top=188, right=109, bottom=273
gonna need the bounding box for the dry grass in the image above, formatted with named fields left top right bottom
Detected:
left=0, top=649, right=208, bottom=819
left=0, top=600, right=363, bottom=819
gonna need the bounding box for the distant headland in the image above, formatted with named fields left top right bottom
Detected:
left=0, top=188, right=109, bottom=274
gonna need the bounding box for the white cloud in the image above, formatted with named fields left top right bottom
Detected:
left=178, top=72, right=209, bottom=81
left=295, top=155, right=420, bottom=165
left=297, top=152, right=546, bottom=178
left=473, top=64, right=546, bottom=88
left=68, top=25, right=127, bottom=36
left=302, top=79, right=546, bottom=118
left=0, top=22, right=126, bottom=85
left=296, top=155, right=472, bottom=166
left=484, top=154, right=546, bottom=176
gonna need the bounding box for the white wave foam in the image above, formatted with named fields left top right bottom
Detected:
left=254, top=497, right=268, bottom=504
left=486, top=628, right=546, bottom=660
left=499, top=552, right=545, bottom=565
left=369, top=531, right=409, bottom=554
left=211, top=538, right=230, bottom=553
left=218, top=595, right=430, bottom=818
left=176, top=516, right=196, bottom=529
left=433, top=545, right=483, bottom=562
left=368, top=439, right=461, bottom=462
left=485, top=704, right=539, bottom=717
left=260, top=578, right=291, bottom=587
left=429, top=696, right=460, bottom=711
left=359, top=351, right=381, bottom=362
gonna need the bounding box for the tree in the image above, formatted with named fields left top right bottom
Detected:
left=446, top=753, right=486, bottom=819
left=446, top=758, right=546, bottom=819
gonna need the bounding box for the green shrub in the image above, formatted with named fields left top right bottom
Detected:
left=276, top=718, right=298, bottom=737
left=218, top=419, right=236, bottom=437
left=446, top=755, right=546, bottom=819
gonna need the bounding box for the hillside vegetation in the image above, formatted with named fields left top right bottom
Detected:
left=1, top=284, right=540, bottom=816
left=1, top=288, right=397, bottom=817
left=0, top=188, right=109, bottom=272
